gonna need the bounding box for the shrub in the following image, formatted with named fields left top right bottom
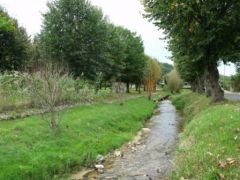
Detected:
left=165, top=70, right=183, bottom=93
left=172, top=96, right=185, bottom=110
left=231, top=73, right=240, bottom=92
left=27, top=63, right=68, bottom=129
left=0, top=72, right=30, bottom=112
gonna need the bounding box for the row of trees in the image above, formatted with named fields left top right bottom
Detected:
left=32, top=0, right=147, bottom=90
left=1, top=0, right=163, bottom=92
left=143, top=0, right=240, bottom=102
left=2, top=0, right=185, bottom=97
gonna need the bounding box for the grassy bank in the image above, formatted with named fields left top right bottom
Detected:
left=0, top=97, right=155, bottom=179
left=171, top=92, right=240, bottom=179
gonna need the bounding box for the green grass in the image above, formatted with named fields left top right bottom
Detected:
left=171, top=92, right=240, bottom=179
left=0, top=97, right=155, bottom=179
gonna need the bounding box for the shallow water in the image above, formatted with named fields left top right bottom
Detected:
left=71, top=100, right=181, bottom=180
left=93, top=100, right=181, bottom=180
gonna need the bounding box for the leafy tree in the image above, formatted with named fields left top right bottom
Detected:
left=42, top=0, right=146, bottom=89
left=0, top=6, right=30, bottom=71
left=103, top=25, right=128, bottom=82
left=102, top=25, right=146, bottom=92
left=119, top=28, right=146, bottom=93
left=143, top=0, right=240, bottom=102
left=144, top=56, right=161, bottom=99
left=41, top=0, right=110, bottom=80
left=174, top=54, right=205, bottom=93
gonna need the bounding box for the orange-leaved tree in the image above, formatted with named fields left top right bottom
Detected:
left=144, top=56, right=161, bottom=100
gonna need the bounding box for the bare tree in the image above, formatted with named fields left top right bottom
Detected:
left=27, top=63, right=68, bottom=129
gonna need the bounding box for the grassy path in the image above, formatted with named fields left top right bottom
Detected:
left=0, top=97, right=155, bottom=179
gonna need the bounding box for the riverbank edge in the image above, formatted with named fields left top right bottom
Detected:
left=170, top=92, right=240, bottom=179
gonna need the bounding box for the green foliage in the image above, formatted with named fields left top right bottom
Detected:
left=170, top=92, right=240, bottom=179
left=0, top=97, right=155, bottom=179
left=0, top=72, right=30, bottom=112
left=0, top=71, right=109, bottom=114
left=41, top=0, right=109, bottom=79
left=144, top=56, right=161, bottom=82
left=41, top=0, right=146, bottom=86
left=0, top=9, right=15, bottom=32
left=103, top=24, right=127, bottom=81
left=219, top=75, right=232, bottom=91
left=0, top=6, right=31, bottom=71
left=120, top=29, right=146, bottom=86
left=165, top=70, right=183, bottom=93
left=231, top=73, right=240, bottom=92
left=160, top=62, right=173, bottom=77
left=143, top=0, right=240, bottom=101
left=172, top=96, right=185, bottom=111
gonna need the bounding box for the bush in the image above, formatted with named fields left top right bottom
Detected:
left=172, top=96, right=185, bottom=110
left=27, top=64, right=70, bottom=129
left=0, top=70, right=112, bottom=115
left=231, top=73, right=240, bottom=92
left=165, top=70, right=183, bottom=93
left=0, top=72, right=30, bottom=112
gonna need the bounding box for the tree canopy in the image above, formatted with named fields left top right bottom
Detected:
left=41, top=0, right=146, bottom=89
left=143, top=0, right=240, bottom=101
left=0, top=6, right=30, bottom=71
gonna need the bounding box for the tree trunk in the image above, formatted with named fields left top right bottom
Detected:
left=196, top=75, right=205, bottom=94
left=206, top=63, right=224, bottom=102
left=204, top=72, right=212, bottom=97
left=119, top=82, right=124, bottom=106
left=126, top=82, right=130, bottom=93
left=191, top=81, right=197, bottom=92
left=50, top=110, right=57, bottom=129
left=148, top=91, right=152, bottom=100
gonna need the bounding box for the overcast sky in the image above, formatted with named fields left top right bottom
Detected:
left=0, top=0, right=236, bottom=75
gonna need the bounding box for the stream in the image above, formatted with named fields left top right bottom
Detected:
left=71, top=100, right=181, bottom=180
